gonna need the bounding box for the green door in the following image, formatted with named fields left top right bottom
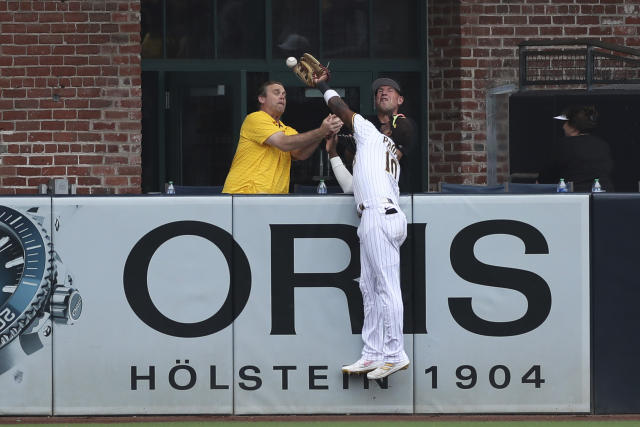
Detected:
left=165, top=71, right=243, bottom=187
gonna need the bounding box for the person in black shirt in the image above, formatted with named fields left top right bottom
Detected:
left=539, top=105, right=614, bottom=192
left=369, top=78, right=417, bottom=193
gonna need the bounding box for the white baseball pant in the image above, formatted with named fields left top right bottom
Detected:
left=357, top=204, right=408, bottom=363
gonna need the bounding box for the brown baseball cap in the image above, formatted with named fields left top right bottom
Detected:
left=372, top=77, right=402, bottom=95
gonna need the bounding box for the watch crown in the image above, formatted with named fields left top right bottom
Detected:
left=51, top=286, right=82, bottom=324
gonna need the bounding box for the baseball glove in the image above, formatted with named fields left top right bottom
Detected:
left=293, top=53, right=330, bottom=87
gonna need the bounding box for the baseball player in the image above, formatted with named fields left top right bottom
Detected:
left=306, top=66, right=412, bottom=380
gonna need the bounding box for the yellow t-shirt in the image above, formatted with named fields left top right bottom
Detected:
left=222, top=111, right=298, bottom=194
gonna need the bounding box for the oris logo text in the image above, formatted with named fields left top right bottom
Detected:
left=123, top=220, right=551, bottom=338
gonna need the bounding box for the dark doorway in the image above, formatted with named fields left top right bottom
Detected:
left=165, top=72, right=241, bottom=187
left=509, top=90, right=640, bottom=192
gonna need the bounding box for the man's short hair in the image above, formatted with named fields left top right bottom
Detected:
left=257, top=81, right=284, bottom=98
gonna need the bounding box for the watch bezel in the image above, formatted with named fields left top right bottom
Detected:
left=0, top=206, right=52, bottom=349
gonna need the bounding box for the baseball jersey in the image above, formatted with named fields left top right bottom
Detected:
left=222, top=110, right=298, bottom=194
left=351, top=114, right=401, bottom=207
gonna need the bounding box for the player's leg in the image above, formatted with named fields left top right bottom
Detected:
left=366, top=210, right=410, bottom=379
left=341, top=217, right=384, bottom=374
left=359, top=220, right=384, bottom=361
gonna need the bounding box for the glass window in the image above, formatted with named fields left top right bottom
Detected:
left=166, top=0, right=214, bottom=58
left=372, top=0, right=419, bottom=58
left=218, top=0, right=265, bottom=59
left=141, top=0, right=162, bottom=59
left=322, top=0, right=369, bottom=58
left=272, top=0, right=319, bottom=59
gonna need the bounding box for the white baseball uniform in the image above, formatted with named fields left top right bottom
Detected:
left=331, top=113, right=408, bottom=363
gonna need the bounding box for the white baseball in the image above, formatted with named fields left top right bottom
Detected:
left=286, top=56, right=297, bottom=68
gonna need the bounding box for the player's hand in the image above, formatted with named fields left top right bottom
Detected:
left=325, top=133, right=338, bottom=158
left=321, top=114, right=343, bottom=135
left=313, top=72, right=330, bottom=86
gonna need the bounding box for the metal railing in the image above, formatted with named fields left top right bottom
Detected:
left=519, top=39, right=640, bottom=89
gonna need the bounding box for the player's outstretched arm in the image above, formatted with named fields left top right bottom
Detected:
left=314, top=80, right=355, bottom=132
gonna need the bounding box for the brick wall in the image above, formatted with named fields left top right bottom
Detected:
left=0, top=0, right=141, bottom=195
left=428, top=0, right=640, bottom=190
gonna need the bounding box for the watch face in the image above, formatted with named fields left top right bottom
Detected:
left=0, top=206, right=50, bottom=349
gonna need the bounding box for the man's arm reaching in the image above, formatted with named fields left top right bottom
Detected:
left=265, top=114, right=343, bottom=160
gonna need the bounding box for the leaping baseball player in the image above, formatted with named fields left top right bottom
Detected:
left=293, top=54, right=412, bottom=380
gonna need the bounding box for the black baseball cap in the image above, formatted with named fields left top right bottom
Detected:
left=371, top=78, right=402, bottom=95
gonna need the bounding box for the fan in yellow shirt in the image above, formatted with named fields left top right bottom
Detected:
left=223, top=81, right=343, bottom=194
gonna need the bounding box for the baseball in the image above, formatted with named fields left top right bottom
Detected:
left=286, top=56, right=297, bottom=68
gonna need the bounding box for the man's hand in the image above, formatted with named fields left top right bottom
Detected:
left=325, top=133, right=338, bottom=158
left=321, top=114, right=343, bottom=136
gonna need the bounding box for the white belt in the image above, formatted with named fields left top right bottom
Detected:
left=357, top=198, right=397, bottom=216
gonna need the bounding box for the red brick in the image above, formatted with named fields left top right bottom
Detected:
left=2, top=177, right=26, bottom=186
left=29, top=156, right=53, bottom=165
left=77, top=132, right=102, bottom=142
left=41, top=166, right=66, bottom=176
left=52, top=45, right=74, bottom=55
left=77, top=177, right=102, bottom=186
left=53, top=110, right=77, bottom=119
left=91, top=166, right=115, bottom=175
left=64, top=12, right=89, bottom=22
left=54, top=155, right=79, bottom=165
left=118, top=165, right=141, bottom=175
left=28, top=132, right=53, bottom=142
left=38, top=12, right=63, bottom=23
left=66, top=166, right=91, bottom=176
left=64, top=56, right=89, bottom=66
left=77, top=110, right=101, bottom=120
left=4, top=111, right=29, bottom=124
left=38, top=34, right=63, bottom=44
left=105, top=176, right=128, bottom=185
left=529, top=16, right=551, bottom=25
left=2, top=45, right=26, bottom=55
left=52, top=132, right=77, bottom=143
left=66, top=121, right=90, bottom=131
left=577, top=16, right=599, bottom=25
left=553, top=16, right=575, bottom=25
left=3, top=23, right=26, bottom=32
left=104, top=156, right=129, bottom=165
left=28, top=110, right=52, bottom=120
left=2, top=156, right=28, bottom=165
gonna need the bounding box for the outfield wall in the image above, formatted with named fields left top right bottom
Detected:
left=0, top=193, right=622, bottom=415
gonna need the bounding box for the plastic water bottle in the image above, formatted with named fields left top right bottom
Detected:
left=592, top=178, right=602, bottom=193
left=316, top=179, right=327, bottom=195
left=557, top=178, right=568, bottom=193
left=166, top=181, right=175, bottom=195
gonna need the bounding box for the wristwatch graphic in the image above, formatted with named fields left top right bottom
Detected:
left=0, top=206, right=81, bottom=375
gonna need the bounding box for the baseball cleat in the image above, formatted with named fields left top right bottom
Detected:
left=341, top=358, right=384, bottom=374
left=366, top=359, right=410, bottom=380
